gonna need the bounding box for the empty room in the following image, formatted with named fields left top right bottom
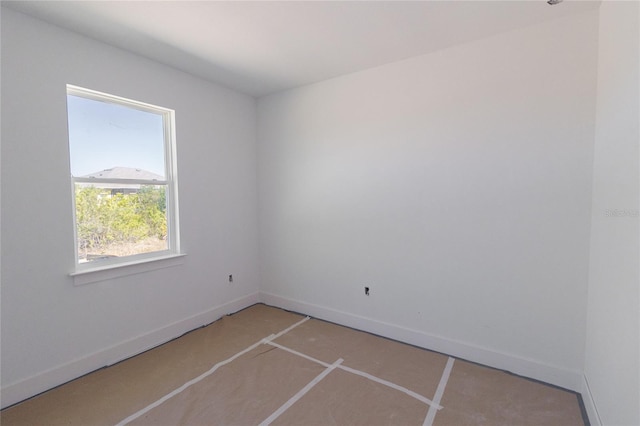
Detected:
left=1, top=1, right=638, bottom=425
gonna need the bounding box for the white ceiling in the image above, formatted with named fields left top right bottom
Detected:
left=3, top=1, right=600, bottom=97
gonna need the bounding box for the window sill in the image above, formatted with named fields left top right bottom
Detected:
left=70, top=253, right=186, bottom=286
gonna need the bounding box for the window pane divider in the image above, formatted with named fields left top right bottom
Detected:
left=73, top=177, right=168, bottom=185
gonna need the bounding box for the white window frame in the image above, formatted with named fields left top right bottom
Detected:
left=67, top=85, right=181, bottom=279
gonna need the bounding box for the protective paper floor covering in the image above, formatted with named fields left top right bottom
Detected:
left=1, top=304, right=586, bottom=425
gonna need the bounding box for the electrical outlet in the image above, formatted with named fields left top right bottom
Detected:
left=228, top=274, right=233, bottom=283
left=365, top=286, right=370, bottom=296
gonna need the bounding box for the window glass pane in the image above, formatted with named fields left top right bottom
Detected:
left=67, top=94, right=166, bottom=179
left=75, top=183, right=168, bottom=263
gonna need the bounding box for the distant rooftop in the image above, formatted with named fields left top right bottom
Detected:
left=82, top=166, right=163, bottom=181
left=78, top=167, right=164, bottom=191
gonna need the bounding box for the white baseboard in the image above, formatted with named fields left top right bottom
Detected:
left=581, top=375, right=602, bottom=426
left=2, top=291, right=586, bottom=411
left=259, top=292, right=583, bottom=393
left=0, top=292, right=260, bottom=409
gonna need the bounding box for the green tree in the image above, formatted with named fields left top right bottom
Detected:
left=75, top=185, right=167, bottom=258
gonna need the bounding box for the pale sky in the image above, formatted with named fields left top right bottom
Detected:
left=67, top=94, right=166, bottom=178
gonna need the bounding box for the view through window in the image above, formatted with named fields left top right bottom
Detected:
left=67, top=85, right=179, bottom=268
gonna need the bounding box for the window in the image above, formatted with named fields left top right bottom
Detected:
left=67, top=85, right=180, bottom=273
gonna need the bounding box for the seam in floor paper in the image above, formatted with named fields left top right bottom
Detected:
left=114, top=316, right=310, bottom=426
left=258, top=358, right=344, bottom=426
left=117, top=315, right=449, bottom=426
left=268, top=340, right=442, bottom=409
left=423, top=357, right=455, bottom=426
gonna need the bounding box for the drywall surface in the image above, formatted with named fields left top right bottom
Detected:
left=585, top=2, right=640, bottom=425
left=258, top=10, right=599, bottom=387
left=1, top=8, right=259, bottom=406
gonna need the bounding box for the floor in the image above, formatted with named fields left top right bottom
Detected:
left=1, top=304, right=587, bottom=425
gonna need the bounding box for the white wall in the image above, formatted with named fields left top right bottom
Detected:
left=258, top=10, right=599, bottom=390
left=1, top=8, right=259, bottom=407
left=584, top=2, right=640, bottom=425
left=4, top=4, right=636, bottom=421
